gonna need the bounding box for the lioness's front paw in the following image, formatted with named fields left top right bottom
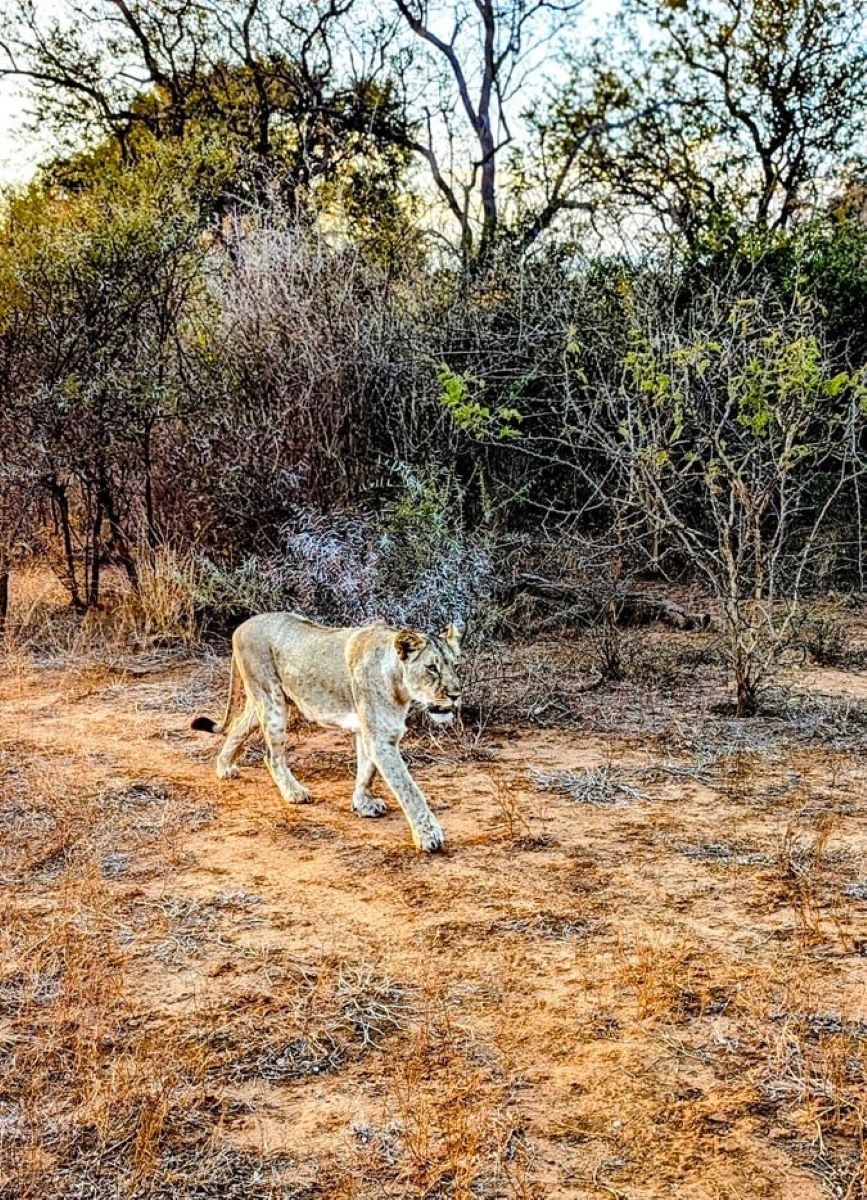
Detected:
left=286, top=783, right=313, bottom=804
left=352, top=791, right=387, bottom=818
left=412, top=816, right=445, bottom=853
left=216, top=762, right=239, bottom=780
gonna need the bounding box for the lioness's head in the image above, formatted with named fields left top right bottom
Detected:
left=394, top=621, right=464, bottom=723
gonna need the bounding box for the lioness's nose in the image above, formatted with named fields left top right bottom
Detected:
left=446, top=691, right=461, bottom=702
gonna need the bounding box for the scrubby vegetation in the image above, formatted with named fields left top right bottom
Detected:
left=1, top=0, right=865, bottom=714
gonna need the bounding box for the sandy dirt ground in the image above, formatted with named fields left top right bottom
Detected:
left=1, top=646, right=866, bottom=1199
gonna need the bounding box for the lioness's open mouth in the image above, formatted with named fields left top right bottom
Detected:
left=428, top=704, right=456, bottom=724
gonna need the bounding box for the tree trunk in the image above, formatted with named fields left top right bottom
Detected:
left=736, top=671, right=757, bottom=718
left=477, top=128, right=498, bottom=263
left=51, top=483, right=85, bottom=612
left=732, top=625, right=758, bottom=717
left=142, top=421, right=157, bottom=550
left=0, top=552, right=9, bottom=641
left=101, top=482, right=139, bottom=591
left=88, top=497, right=104, bottom=609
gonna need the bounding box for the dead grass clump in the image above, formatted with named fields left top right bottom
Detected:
left=681, top=841, right=769, bottom=867
left=714, top=748, right=800, bottom=804
left=349, top=999, right=534, bottom=1200
left=772, top=817, right=849, bottom=950
left=0, top=901, right=132, bottom=1197
left=334, top=962, right=410, bottom=1049
left=207, top=957, right=409, bottom=1086
left=623, top=940, right=729, bottom=1024
left=742, top=1002, right=867, bottom=1197
left=226, top=1024, right=345, bottom=1083
left=771, top=691, right=867, bottom=748
left=0, top=568, right=88, bottom=660
left=636, top=750, right=725, bottom=788
left=0, top=759, right=98, bottom=886
left=490, top=912, right=598, bottom=941
left=639, top=744, right=802, bottom=807
left=489, top=781, right=534, bottom=845
left=795, top=607, right=867, bottom=669
left=115, top=547, right=203, bottom=650
left=2, top=557, right=205, bottom=668
left=529, top=764, right=645, bottom=806
left=100, top=851, right=131, bottom=879
left=96, top=776, right=215, bottom=866
left=622, top=627, right=721, bottom=687
left=6, top=1052, right=299, bottom=1200
left=126, top=1124, right=300, bottom=1200
left=101, top=779, right=174, bottom=808
left=116, top=890, right=264, bottom=966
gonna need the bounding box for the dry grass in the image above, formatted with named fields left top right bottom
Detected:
left=737, top=988, right=867, bottom=1200
left=528, top=764, right=646, bottom=806
left=343, top=998, right=534, bottom=1200
left=2, top=556, right=206, bottom=666
left=114, top=547, right=204, bottom=649
left=489, top=781, right=535, bottom=846
left=2, top=581, right=866, bottom=1198
left=204, top=958, right=410, bottom=1085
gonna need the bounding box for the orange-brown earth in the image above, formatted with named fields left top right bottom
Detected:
left=1, top=644, right=865, bottom=1199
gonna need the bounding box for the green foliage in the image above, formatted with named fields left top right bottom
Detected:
left=380, top=469, right=463, bottom=592
left=621, top=321, right=863, bottom=446
left=437, top=364, right=523, bottom=440
left=0, top=140, right=211, bottom=417
left=729, top=331, right=864, bottom=436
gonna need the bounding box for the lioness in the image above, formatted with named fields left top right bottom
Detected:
left=191, top=613, right=463, bottom=852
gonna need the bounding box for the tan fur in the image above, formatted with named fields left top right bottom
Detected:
left=192, top=612, right=463, bottom=852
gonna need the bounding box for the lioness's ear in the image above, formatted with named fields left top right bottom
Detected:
left=442, top=618, right=465, bottom=653
left=394, top=629, right=426, bottom=660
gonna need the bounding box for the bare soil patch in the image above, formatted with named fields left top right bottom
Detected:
left=1, top=640, right=865, bottom=1198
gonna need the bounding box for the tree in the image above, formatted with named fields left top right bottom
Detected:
left=0, top=0, right=411, bottom=219
left=0, top=140, right=211, bottom=609
left=383, top=0, right=587, bottom=262
left=572, top=275, right=867, bottom=713
left=0, top=452, right=36, bottom=638
left=2, top=0, right=681, bottom=264
left=547, top=0, right=867, bottom=245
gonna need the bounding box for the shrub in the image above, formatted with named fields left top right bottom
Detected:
left=196, top=491, right=498, bottom=633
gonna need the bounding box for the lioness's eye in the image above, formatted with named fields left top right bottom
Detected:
left=426, top=665, right=438, bottom=677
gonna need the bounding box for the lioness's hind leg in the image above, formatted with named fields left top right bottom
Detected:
left=352, top=733, right=386, bottom=818
left=215, top=701, right=257, bottom=780
left=255, top=683, right=312, bottom=805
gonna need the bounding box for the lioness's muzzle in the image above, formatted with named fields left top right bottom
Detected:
left=428, top=701, right=459, bottom=724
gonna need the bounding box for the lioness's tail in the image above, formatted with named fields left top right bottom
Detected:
left=191, top=653, right=238, bottom=734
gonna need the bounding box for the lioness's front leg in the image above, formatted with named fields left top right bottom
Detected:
left=366, top=735, right=444, bottom=852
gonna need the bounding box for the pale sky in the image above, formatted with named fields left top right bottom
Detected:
left=0, top=77, right=46, bottom=185
left=0, top=0, right=60, bottom=185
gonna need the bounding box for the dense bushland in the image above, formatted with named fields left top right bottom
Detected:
left=2, top=187, right=864, bottom=580
left=1, top=1, right=865, bottom=711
